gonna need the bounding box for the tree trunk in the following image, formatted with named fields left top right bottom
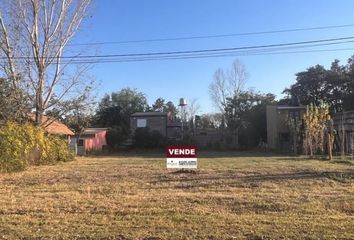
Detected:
left=341, top=129, right=345, bottom=159
left=328, top=133, right=333, bottom=160
left=35, top=70, right=45, bottom=125
left=293, top=133, right=298, bottom=155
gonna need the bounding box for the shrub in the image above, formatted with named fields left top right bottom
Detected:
left=0, top=122, right=74, bottom=173
left=106, top=126, right=128, bottom=149
left=133, top=128, right=151, bottom=148
left=43, top=135, right=75, bottom=163
left=133, top=128, right=166, bottom=148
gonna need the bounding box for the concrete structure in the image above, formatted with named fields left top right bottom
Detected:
left=266, top=105, right=306, bottom=152
left=130, top=112, right=170, bottom=137
left=130, top=112, right=183, bottom=140
left=333, top=110, right=354, bottom=154
left=71, top=128, right=107, bottom=155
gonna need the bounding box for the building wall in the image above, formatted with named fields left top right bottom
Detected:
left=193, top=130, right=225, bottom=148
left=266, top=106, right=278, bottom=150
left=84, top=131, right=107, bottom=151
left=130, top=116, right=167, bottom=136
left=71, top=131, right=107, bottom=154
left=266, top=106, right=306, bottom=152
left=333, top=110, right=354, bottom=154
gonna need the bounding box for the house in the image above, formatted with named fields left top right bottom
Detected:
left=131, top=112, right=170, bottom=137
left=333, top=110, right=354, bottom=154
left=28, top=114, right=75, bottom=141
left=266, top=105, right=306, bottom=152
left=130, top=112, right=182, bottom=139
left=71, top=128, right=108, bottom=155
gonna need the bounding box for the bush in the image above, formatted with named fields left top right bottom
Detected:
left=106, top=126, right=128, bottom=149
left=0, top=122, right=74, bottom=173
left=43, top=135, right=75, bottom=163
left=133, top=128, right=166, bottom=148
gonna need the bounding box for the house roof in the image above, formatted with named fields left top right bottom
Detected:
left=276, top=106, right=306, bottom=110
left=29, top=114, right=74, bottom=136
left=131, top=112, right=168, bottom=117
left=81, top=128, right=108, bottom=135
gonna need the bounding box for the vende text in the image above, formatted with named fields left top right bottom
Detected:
left=166, top=146, right=198, bottom=158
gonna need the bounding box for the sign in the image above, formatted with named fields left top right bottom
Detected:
left=137, top=118, right=147, bottom=128
left=166, top=146, right=197, bottom=169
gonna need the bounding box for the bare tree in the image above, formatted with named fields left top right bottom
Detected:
left=209, top=68, right=227, bottom=114
left=0, top=0, right=92, bottom=125
left=226, top=59, right=248, bottom=97
left=186, top=98, right=201, bottom=122
left=209, top=59, right=248, bottom=114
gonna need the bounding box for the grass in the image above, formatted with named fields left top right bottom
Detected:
left=0, top=152, right=353, bottom=239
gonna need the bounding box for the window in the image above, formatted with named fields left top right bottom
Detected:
left=77, top=139, right=84, bottom=146
left=137, top=118, right=147, bottom=128
left=289, top=110, right=300, bottom=121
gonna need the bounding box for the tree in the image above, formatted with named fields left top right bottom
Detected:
left=152, top=98, right=165, bottom=112
left=283, top=58, right=353, bottom=112
left=209, top=59, right=248, bottom=115
left=196, top=113, right=223, bottom=129
left=151, top=98, right=178, bottom=119
left=94, top=88, right=149, bottom=147
left=287, top=114, right=302, bottom=155
left=302, top=103, right=331, bottom=157
left=0, top=78, right=29, bottom=121
left=62, top=110, right=93, bottom=134
left=0, top=0, right=93, bottom=125
left=343, top=55, right=354, bottom=110
left=165, top=101, right=178, bottom=119
left=283, top=65, right=328, bottom=106
left=224, top=91, right=275, bottom=148
left=186, top=98, right=201, bottom=122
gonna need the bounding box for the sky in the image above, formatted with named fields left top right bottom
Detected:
left=70, top=0, right=354, bottom=113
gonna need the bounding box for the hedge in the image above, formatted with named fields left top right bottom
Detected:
left=0, top=122, right=75, bottom=172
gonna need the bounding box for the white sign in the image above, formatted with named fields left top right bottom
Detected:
left=137, top=118, right=147, bottom=128
left=166, top=146, right=198, bottom=169
left=167, top=158, right=197, bottom=169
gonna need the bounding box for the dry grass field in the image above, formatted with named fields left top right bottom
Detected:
left=0, top=152, right=353, bottom=239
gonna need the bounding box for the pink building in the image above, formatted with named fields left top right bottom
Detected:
left=72, top=128, right=108, bottom=155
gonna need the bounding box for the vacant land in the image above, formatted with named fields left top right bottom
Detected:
left=0, top=152, right=353, bottom=239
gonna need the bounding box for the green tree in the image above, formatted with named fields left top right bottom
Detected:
left=225, top=91, right=275, bottom=148
left=0, top=78, right=29, bottom=122
left=283, top=58, right=353, bottom=111
left=343, top=55, right=354, bottom=110
left=152, top=98, right=165, bottom=112
left=62, top=111, right=93, bottom=134
left=164, top=101, right=178, bottom=119
left=94, top=88, right=149, bottom=147
left=151, top=98, right=178, bottom=118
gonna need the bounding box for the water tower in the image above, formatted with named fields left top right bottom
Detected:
left=178, top=98, right=187, bottom=133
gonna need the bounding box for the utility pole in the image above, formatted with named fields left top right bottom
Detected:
left=179, top=98, right=187, bottom=141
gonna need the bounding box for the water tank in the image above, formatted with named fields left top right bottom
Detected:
left=179, top=98, right=187, bottom=106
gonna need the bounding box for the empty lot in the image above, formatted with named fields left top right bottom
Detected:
left=0, top=152, right=353, bottom=239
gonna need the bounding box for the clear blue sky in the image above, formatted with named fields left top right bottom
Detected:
left=71, top=0, right=354, bottom=113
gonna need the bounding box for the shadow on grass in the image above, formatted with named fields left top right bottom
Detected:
left=86, top=150, right=287, bottom=159
left=150, top=170, right=354, bottom=188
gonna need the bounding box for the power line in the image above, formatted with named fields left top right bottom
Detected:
left=4, top=45, right=353, bottom=65
left=5, top=36, right=354, bottom=60
left=67, top=23, right=354, bottom=46
left=51, top=48, right=354, bottom=64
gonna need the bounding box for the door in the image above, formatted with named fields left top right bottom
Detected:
left=77, top=139, right=85, bottom=155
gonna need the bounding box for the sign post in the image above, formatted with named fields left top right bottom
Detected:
left=166, top=146, right=197, bottom=169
